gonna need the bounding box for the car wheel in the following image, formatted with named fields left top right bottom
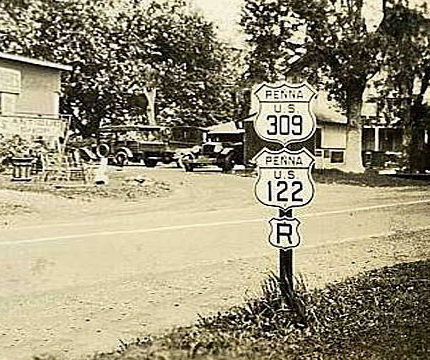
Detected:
left=115, top=152, right=128, bottom=167
left=144, top=159, right=158, bottom=168
left=221, top=154, right=235, bottom=172
left=96, top=143, right=110, bottom=158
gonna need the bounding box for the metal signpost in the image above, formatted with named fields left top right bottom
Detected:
left=252, top=82, right=317, bottom=290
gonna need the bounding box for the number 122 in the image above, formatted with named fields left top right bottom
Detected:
left=267, top=180, right=303, bottom=202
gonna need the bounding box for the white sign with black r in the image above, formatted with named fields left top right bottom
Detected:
left=268, top=217, right=301, bottom=250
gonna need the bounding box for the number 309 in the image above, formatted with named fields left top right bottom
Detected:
left=267, top=114, right=303, bottom=136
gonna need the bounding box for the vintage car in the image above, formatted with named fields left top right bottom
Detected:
left=180, top=129, right=244, bottom=172
left=93, top=124, right=208, bottom=167
left=167, top=125, right=207, bottom=166
left=95, top=125, right=173, bottom=167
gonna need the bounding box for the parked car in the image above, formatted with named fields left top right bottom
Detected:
left=167, top=125, right=207, bottom=166
left=180, top=130, right=244, bottom=172
left=95, top=125, right=173, bottom=167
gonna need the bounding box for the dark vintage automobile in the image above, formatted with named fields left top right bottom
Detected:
left=167, top=125, right=207, bottom=166
left=93, top=125, right=207, bottom=167
left=181, top=130, right=244, bottom=172
left=95, top=125, right=173, bottom=167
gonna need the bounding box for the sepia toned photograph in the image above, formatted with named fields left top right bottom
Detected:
left=0, top=0, right=429, bottom=359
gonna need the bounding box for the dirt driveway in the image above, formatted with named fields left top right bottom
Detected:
left=0, top=166, right=429, bottom=360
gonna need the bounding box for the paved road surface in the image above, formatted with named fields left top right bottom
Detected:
left=0, top=168, right=429, bottom=359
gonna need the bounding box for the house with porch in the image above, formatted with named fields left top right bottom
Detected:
left=361, top=116, right=404, bottom=169
left=0, top=52, right=72, bottom=147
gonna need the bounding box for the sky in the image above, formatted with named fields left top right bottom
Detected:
left=190, top=0, right=429, bottom=47
left=190, top=0, right=245, bottom=46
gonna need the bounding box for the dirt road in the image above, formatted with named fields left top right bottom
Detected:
left=0, top=167, right=429, bottom=360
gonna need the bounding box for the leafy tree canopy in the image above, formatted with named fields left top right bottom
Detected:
left=377, top=2, right=430, bottom=121
left=241, top=0, right=389, bottom=110
left=0, top=0, right=237, bottom=136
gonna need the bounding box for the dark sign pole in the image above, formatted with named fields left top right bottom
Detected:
left=279, top=208, right=293, bottom=289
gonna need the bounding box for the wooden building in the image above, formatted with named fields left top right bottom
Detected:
left=0, top=52, right=72, bottom=146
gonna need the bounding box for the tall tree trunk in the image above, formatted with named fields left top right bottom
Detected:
left=406, top=68, right=429, bottom=173
left=343, top=87, right=366, bottom=173
left=401, top=78, right=414, bottom=172
left=143, top=87, right=157, bottom=126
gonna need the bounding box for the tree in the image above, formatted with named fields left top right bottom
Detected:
left=0, top=0, right=236, bottom=135
left=114, top=0, right=237, bottom=127
left=377, top=2, right=430, bottom=172
left=241, top=0, right=395, bottom=173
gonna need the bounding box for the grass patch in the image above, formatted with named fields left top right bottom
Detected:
left=313, top=169, right=430, bottom=187
left=69, top=260, right=430, bottom=360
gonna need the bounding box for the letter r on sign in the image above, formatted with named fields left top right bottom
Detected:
left=277, top=223, right=292, bottom=244
left=268, top=217, right=301, bottom=250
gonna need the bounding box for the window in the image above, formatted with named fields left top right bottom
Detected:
left=0, top=93, right=17, bottom=114
left=362, top=128, right=375, bottom=151
left=0, top=67, right=21, bottom=94
left=330, top=151, right=344, bottom=163
left=380, top=128, right=403, bottom=152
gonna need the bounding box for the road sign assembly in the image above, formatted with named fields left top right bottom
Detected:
left=252, top=81, right=317, bottom=289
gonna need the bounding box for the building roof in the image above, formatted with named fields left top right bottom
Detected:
left=0, top=52, right=72, bottom=71
left=207, top=121, right=245, bottom=134
left=312, top=92, right=347, bottom=125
